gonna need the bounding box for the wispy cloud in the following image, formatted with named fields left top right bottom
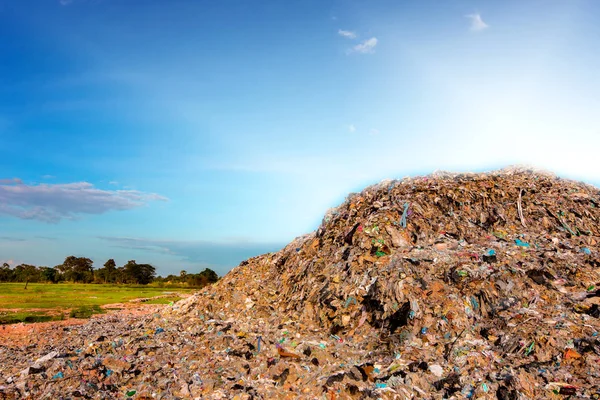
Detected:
left=0, top=178, right=23, bottom=185
left=59, top=0, right=73, bottom=5
left=348, top=124, right=356, bottom=133
left=98, top=236, right=284, bottom=275
left=465, top=13, right=489, bottom=31
left=369, top=128, right=380, bottom=136
left=349, top=37, right=378, bottom=54
left=108, top=181, right=119, bottom=185
left=41, top=175, right=56, bottom=180
left=35, top=236, right=57, bottom=241
left=0, top=236, right=26, bottom=242
left=338, top=29, right=357, bottom=39
left=0, top=180, right=167, bottom=223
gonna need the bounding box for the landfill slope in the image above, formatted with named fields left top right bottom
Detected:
left=2, top=168, right=600, bottom=399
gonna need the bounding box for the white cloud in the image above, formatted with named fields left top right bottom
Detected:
left=0, top=180, right=167, bottom=223
left=348, top=124, right=356, bottom=133
left=465, top=13, right=489, bottom=31
left=108, top=181, right=119, bottom=185
left=349, top=37, right=378, bottom=54
left=338, top=29, right=357, bottom=39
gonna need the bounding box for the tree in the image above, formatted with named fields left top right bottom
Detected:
left=137, top=263, right=156, bottom=285
left=14, top=264, right=36, bottom=282
left=181, top=268, right=220, bottom=287
left=0, top=263, right=14, bottom=282
left=122, top=260, right=156, bottom=284
left=199, top=268, right=219, bottom=283
left=61, top=256, right=94, bottom=283
left=96, top=259, right=117, bottom=283
left=115, top=266, right=126, bottom=284
left=53, top=264, right=66, bottom=282
left=40, top=267, right=58, bottom=283
left=14, top=264, right=39, bottom=288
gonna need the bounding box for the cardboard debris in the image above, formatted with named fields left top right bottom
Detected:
left=1, top=168, right=600, bottom=399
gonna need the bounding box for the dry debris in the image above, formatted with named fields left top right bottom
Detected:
left=1, top=168, right=600, bottom=399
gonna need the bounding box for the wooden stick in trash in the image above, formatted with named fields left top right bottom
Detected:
left=518, top=188, right=527, bottom=228
left=444, top=327, right=466, bottom=360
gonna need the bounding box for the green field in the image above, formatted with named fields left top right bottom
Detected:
left=0, top=283, right=195, bottom=324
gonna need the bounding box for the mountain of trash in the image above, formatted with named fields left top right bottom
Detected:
left=1, top=168, right=599, bottom=399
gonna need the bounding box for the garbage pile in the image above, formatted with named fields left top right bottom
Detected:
left=1, top=168, right=600, bottom=399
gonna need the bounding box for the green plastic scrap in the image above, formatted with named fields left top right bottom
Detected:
left=126, top=390, right=137, bottom=397
left=525, top=341, right=535, bottom=355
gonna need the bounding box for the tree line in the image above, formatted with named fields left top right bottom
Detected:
left=0, top=256, right=219, bottom=287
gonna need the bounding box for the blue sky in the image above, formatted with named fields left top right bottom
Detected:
left=1, top=0, right=599, bottom=276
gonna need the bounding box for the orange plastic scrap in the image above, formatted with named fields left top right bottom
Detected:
left=358, top=364, right=375, bottom=382
left=564, top=348, right=582, bottom=361
left=277, top=345, right=301, bottom=359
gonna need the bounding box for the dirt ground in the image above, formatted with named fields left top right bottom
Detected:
left=0, top=302, right=169, bottom=347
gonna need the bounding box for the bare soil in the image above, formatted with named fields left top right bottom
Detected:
left=0, top=302, right=169, bottom=347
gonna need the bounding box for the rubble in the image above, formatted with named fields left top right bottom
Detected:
left=1, top=168, right=600, bottom=399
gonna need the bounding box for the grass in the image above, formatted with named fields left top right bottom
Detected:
left=0, top=311, right=63, bottom=324
left=0, top=283, right=195, bottom=324
left=69, top=305, right=104, bottom=319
